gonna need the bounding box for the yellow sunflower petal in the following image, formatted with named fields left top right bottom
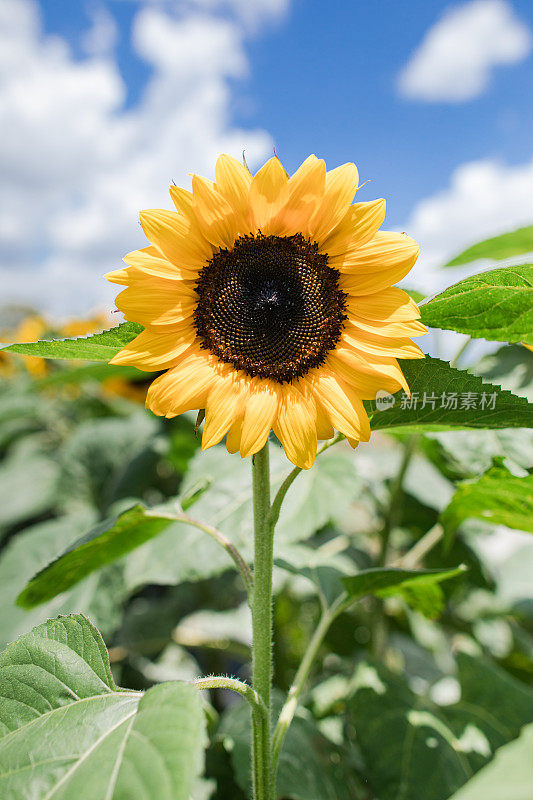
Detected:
left=192, top=175, right=238, bottom=249
left=319, top=199, right=386, bottom=256
left=316, top=400, right=335, bottom=440
left=146, top=348, right=215, bottom=418
left=327, top=349, right=407, bottom=397
left=202, top=369, right=248, bottom=449
left=115, top=277, right=196, bottom=328
left=109, top=326, right=196, bottom=371
left=345, top=287, right=421, bottom=322
left=335, top=233, right=419, bottom=295
left=140, top=209, right=212, bottom=270
left=169, top=185, right=195, bottom=220
left=239, top=380, right=280, bottom=457
left=249, top=157, right=289, bottom=233
left=269, top=155, right=326, bottom=237
left=346, top=316, right=428, bottom=339
left=215, top=154, right=253, bottom=234
left=310, top=162, right=359, bottom=242
left=341, top=329, right=425, bottom=360
left=307, top=369, right=370, bottom=441
left=273, top=382, right=318, bottom=470
left=107, top=250, right=193, bottom=284
left=226, top=414, right=244, bottom=454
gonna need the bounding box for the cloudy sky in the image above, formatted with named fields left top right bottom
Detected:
left=1, top=0, right=532, bottom=317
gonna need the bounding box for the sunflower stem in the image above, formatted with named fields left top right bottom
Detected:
left=251, top=444, right=274, bottom=800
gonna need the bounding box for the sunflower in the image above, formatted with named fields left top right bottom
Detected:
left=106, top=154, right=426, bottom=469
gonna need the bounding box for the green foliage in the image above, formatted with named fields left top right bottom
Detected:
left=346, top=654, right=533, bottom=800
left=0, top=615, right=207, bottom=800
left=2, top=240, right=533, bottom=798
left=441, top=465, right=533, bottom=543
left=16, top=505, right=174, bottom=609
left=445, top=225, right=533, bottom=267
left=219, top=695, right=362, bottom=799
left=1, top=321, right=142, bottom=361
left=341, top=565, right=466, bottom=601
left=447, top=724, right=533, bottom=800
left=420, top=264, right=533, bottom=344
left=367, top=357, right=533, bottom=431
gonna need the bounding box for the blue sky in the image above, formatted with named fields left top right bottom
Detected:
left=1, top=0, right=532, bottom=314
left=38, top=0, right=533, bottom=226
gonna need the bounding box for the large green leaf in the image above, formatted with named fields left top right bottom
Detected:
left=450, top=653, right=533, bottom=751
left=0, top=321, right=142, bottom=361
left=346, top=654, right=533, bottom=800
left=441, top=466, right=533, bottom=541
left=219, top=694, right=363, bottom=800
left=0, top=447, right=60, bottom=534
left=0, top=614, right=206, bottom=799
left=16, top=505, right=185, bottom=609
left=419, top=265, right=533, bottom=344
left=445, top=225, right=533, bottom=267
left=366, top=357, right=533, bottom=431
left=447, top=724, right=533, bottom=800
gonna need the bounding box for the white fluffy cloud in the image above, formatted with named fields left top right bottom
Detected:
left=0, top=0, right=274, bottom=316
left=398, top=0, right=531, bottom=102
left=404, top=155, right=533, bottom=293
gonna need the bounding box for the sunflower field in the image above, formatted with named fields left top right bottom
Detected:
left=1, top=148, right=533, bottom=800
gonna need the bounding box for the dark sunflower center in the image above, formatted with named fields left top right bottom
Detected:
left=193, top=233, right=347, bottom=383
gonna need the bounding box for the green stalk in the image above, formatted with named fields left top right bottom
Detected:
left=251, top=444, right=274, bottom=800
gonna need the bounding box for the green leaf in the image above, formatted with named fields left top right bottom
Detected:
left=419, top=265, right=533, bottom=344
left=447, top=724, right=533, bottom=800
left=16, top=505, right=177, bottom=609
left=0, top=512, right=125, bottom=650
left=347, top=662, right=473, bottom=800
left=346, top=655, right=533, bottom=800
left=57, top=414, right=158, bottom=514
left=474, top=343, right=533, bottom=402
left=366, top=357, right=533, bottom=432
left=441, top=466, right=533, bottom=542
left=445, top=225, right=533, bottom=267
left=0, top=321, right=143, bottom=361
left=341, top=565, right=466, bottom=603
left=0, top=449, right=60, bottom=534
left=0, top=614, right=206, bottom=799
left=219, top=694, right=363, bottom=800
left=451, top=653, right=533, bottom=750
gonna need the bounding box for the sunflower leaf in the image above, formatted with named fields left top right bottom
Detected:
left=16, top=505, right=179, bottom=609
left=0, top=321, right=143, bottom=361
left=447, top=725, right=533, bottom=800
left=441, top=465, right=533, bottom=546
left=444, top=225, right=533, bottom=267
left=341, top=565, right=466, bottom=602
left=419, top=264, right=533, bottom=344
left=0, top=614, right=206, bottom=799
left=366, top=356, right=533, bottom=431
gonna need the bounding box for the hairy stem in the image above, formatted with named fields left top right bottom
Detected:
left=193, top=677, right=267, bottom=718
left=251, top=445, right=274, bottom=800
